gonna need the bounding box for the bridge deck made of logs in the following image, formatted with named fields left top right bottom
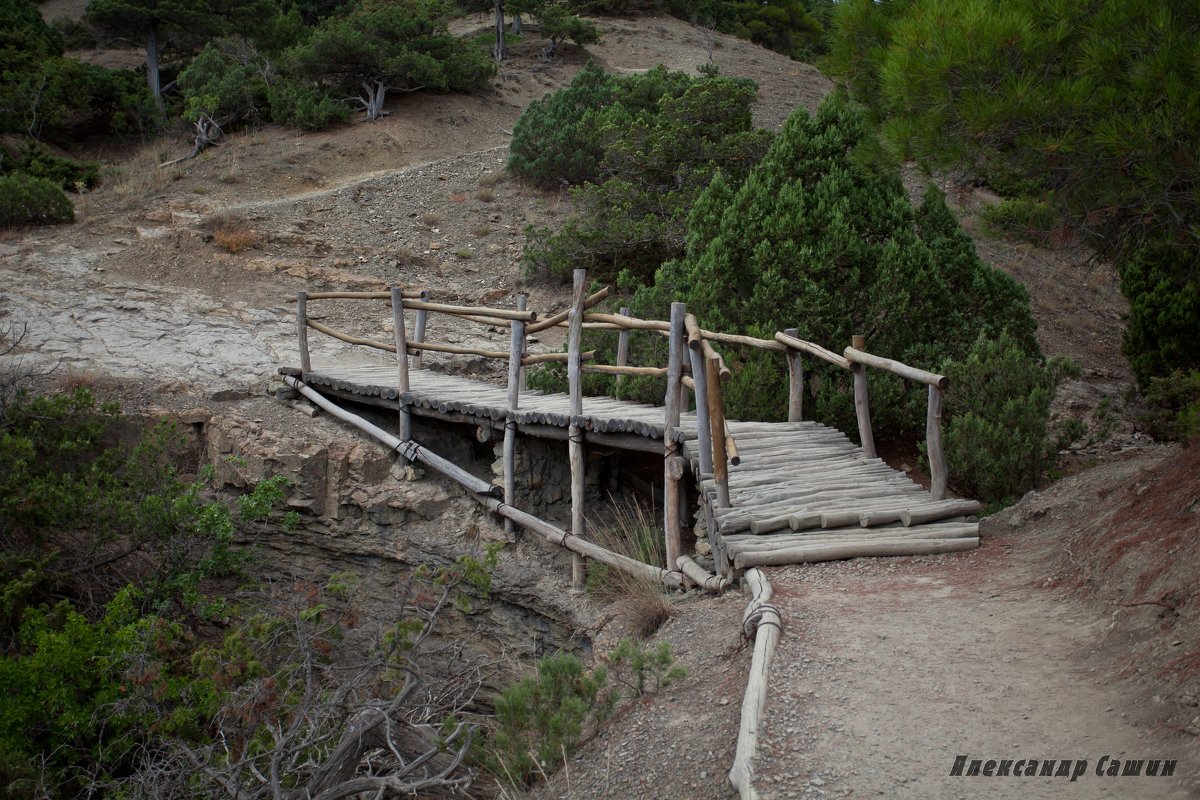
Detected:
left=280, top=361, right=980, bottom=573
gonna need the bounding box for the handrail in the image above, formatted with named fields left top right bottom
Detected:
left=294, top=279, right=955, bottom=577
left=402, top=299, right=536, bottom=322
left=774, top=331, right=851, bottom=369
left=287, top=289, right=426, bottom=301
left=526, top=287, right=611, bottom=333
left=844, top=346, right=947, bottom=389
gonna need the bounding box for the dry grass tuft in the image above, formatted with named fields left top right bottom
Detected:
left=419, top=212, right=440, bottom=227
left=58, top=366, right=102, bottom=392
left=209, top=214, right=258, bottom=253
left=103, top=142, right=185, bottom=207
left=475, top=188, right=495, bottom=203
left=449, top=191, right=469, bottom=203
left=471, top=225, right=492, bottom=238
left=478, top=170, right=503, bottom=188
left=587, top=498, right=674, bottom=638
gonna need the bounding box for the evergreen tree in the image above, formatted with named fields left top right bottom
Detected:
left=629, top=97, right=1054, bottom=498
left=85, top=0, right=277, bottom=112
left=284, top=0, right=493, bottom=121
left=828, top=0, right=1200, bottom=388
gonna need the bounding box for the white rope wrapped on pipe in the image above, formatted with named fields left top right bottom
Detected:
left=284, top=375, right=498, bottom=496
left=728, top=568, right=783, bottom=799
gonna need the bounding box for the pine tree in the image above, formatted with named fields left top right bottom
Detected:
left=828, top=0, right=1200, bottom=388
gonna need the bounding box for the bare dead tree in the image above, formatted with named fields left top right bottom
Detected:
left=105, top=564, right=497, bottom=799
left=0, top=316, right=58, bottom=416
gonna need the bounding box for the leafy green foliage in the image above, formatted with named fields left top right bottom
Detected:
left=634, top=98, right=1036, bottom=430
left=531, top=96, right=1056, bottom=501
left=0, top=588, right=216, bottom=800
left=605, top=638, right=684, bottom=697
left=508, top=60, right=620, bottom=187
left=731, top=0, right=828, bottom=61
left=1119, top=241, right=1200, bottom=389
left=515, top=64, right=773, bottom=282
left=177, top=36, right=271, bottom=125
left=485, top=650, right=616, bottom=786
left=284, top=0, right=494, bottom=121
left=1139, top=369, right=1200, bottom=442
left=1, top=141, right=100, bottom=191
left=513, top=0, right=600, bottom=56
left=0, top=388, right=284, bottom=625
left=266, top=78, right=351, bottom=129
left=0, top=173, right=73, bottom=226
left=979, top=197, right=1057, bottom=243
left=941, top=331, right=1079, bottom=504
left=827, top=0, right=1200, bottom=390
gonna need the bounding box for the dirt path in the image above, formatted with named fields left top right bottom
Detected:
left=754, top=452, right=1199, bottom=799
left=528, top=453, right=1198, bottom=800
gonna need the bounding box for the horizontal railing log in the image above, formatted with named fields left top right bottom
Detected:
left=288, top=289, right=426, bottom=301
left=774, top=331, right=851, bottom=370
left=526, top=287, right=611, bottom=333
left=583, top=364, right=668, bottom=377
left=306, top=319, right=395, bottom=353
left=844, top=347, right=947, bottom=389
left=402, top=299, right=536, bottom=322
left=521, top=351, right=594, bottom=366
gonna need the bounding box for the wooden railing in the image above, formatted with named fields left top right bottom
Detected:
left=290, top=268, right=951, bottom=585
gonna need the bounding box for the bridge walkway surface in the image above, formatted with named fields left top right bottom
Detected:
left=280, top=361, right=981, bottom=575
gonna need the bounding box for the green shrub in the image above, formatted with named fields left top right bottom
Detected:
left=0, top=588, right=215, bottom=800
left=517, top=65, right=772, bottom=282
left=1140, top=369, right=1200, bottom=442
left=827, top=0, right=1200, bottom=391
left=177, top=37, right=271, bottom=126
left=2, top=141, right=100, bottom=191
left=0, top=173, right=73, bottom=226
left=942, top=331, right=1079, bottom=504
left=508, top=60, right=617, bottom=187
left=485, top=650, right=616, bottom=787
left=980, top=197, right=1057, bottom=242
left=605, top=638, right=684, bottom=697
left=1120, top=240, right=1200, bottom=390
left=634, top=97, right=1037, bottom=430
left=267, top=80, right=350, bottom=130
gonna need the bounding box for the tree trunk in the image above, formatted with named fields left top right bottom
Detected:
left=510, top=13, right=522, bottom=34
left=493, top=0, right=506, bottom=62
left=364, top=80, right=388, bottom=121
left=146, top=22, right=163, bottom=113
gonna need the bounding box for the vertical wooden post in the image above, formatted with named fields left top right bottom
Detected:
left=784, top=327, right=803, bottom=423
left=927, top=384, right=947, bottom=500
left=706, top=353, right=731, bottom=508
left=411, top=289, right=430, bottom=370
left=567, top=269, right=587, bottom=590
left=391, top=288, right=411, bottom=447
left=504, top=308, right=524, bottom=535
left=663, top=302, right=686, bottom=572
left=296, top=291, right=312, bottom=374
left=614, top=306, right=631, bottom=389
left=851, top=333, right=877, bottom=459
left=687, top=344, right=714, bottom=476
left=516, top=293, right=528, bottom=393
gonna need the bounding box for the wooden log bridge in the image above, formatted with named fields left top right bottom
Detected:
left=284, top=273, right=980, bottom=585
